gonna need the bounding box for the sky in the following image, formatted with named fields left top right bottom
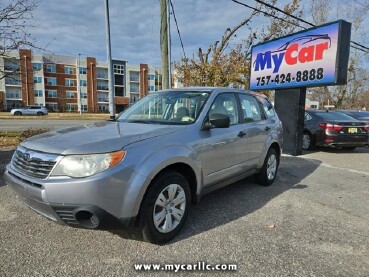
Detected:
left=21, top=0, right=369, bottom=67
left=29, top=0, right=255, bottom=66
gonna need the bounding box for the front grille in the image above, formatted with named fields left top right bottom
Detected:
left=12, top=147, right=58, bottom=179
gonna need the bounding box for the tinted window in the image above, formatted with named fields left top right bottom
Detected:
left=316, top=112, right=356, bottom=121
left=239, top=94, right=262, bottom=122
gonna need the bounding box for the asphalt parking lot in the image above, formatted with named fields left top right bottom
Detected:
left=0, top=147, right=368, bottom=276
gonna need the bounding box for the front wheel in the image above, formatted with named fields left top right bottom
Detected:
left=256, top=148, right=279, bottom=186
left=14, top=111, right=22, bottom=116
left=36, top=112, right=44, bottom=116
left=139, top=170, right=191, bottom=244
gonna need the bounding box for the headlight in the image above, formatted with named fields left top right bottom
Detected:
left=51, top=150, right=125, bottom=178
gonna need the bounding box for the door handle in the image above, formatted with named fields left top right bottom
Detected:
left=238, top=131, right=246, bottom=138
left=265, top=126, right=271, bottom=131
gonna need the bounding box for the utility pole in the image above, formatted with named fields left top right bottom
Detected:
left=160, top=0, right=170, bottom=89
left=104, top=0, right=115, bottom=120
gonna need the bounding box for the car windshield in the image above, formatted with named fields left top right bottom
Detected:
left=117, top=90, right=210, bottom=125
left=317, top=112, right=356, bottom=121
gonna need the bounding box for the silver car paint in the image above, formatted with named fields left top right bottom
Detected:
left=4, top=88, right=283, bottom=222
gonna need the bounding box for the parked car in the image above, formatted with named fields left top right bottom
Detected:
left=10, top=106, right=48, bottom=116
left=4, top=88, right=283, bottom=244
left=335, top=110, right=369, bottom=123
left=303, top=110, right=369, bottom=150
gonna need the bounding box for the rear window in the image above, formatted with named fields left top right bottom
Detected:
left=316, top=112, right=356, bottom=121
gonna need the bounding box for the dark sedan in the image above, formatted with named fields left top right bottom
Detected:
left=336, top=110, right=369, bottom=123
left=303, top=110, right=369, bottom=150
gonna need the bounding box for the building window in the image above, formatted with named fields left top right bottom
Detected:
left=81, top=104, right=88, bottom=112
left=114, top=74, right=124, bottom=86
left=81, top=92, right=87, bottom=99
left=46, top=77, right=57, bottom=86
left=97, top=81, right=108, bottom=90
left=34, top=90, right=43, bottom=97
left=33, top=76, right=43, bottom=84
left=115, top=86, right=124, bottom=97
left=66, top=91, right=76, bottom=99
left=64, top=66, right=74, bottom=74
left=66, top=103, right=77, bottom=112
left=79, top=67, right=87, bottom=74
left=46, top=103, right=58, bottom=112
left=130, top=71, right=139, bottom=82
left=149, top=85, right=155, bottom=92
left=46, top=90, right=57, bottom=98
left=98, top=105, right=108, bottom=112
left=113, top=64, right=124, bottom=74
left=32, top=63, right=42, bottom=71
left=97, top=70, right=107, bottom=79
left=65, top=79, right=75, bottom=87
left=80, top=80, right=87, bottom=87
left=130, top=83, right=139, bottom=93
left=46, top=64, right=56, bottom=73
left=148, top=74, right=156, bottom=81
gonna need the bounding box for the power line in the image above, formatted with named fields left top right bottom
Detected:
left=230, top=0, right=306, bottom=29
left=169, top=0, right=186, bottom=58
left=231, top=0, right=369, bottom=54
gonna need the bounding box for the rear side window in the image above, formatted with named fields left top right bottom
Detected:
left=257, top=96, right=276, bottom=118
left=239, top=94, right=262, bottom=122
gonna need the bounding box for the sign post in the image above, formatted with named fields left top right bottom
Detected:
left=249, top=20, right=351, bottom=155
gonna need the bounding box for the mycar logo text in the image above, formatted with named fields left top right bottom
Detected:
left=253, top=35, right=331, bottom=74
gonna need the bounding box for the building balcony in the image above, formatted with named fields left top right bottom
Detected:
left=97, top=73, right=108, bottom=79
left=5, top=78, right=21, bottom=86
left=97, top=98, right=109, bottom=103
left=5, top=94, right=22, bottom=100
left=97, top=86, right=109, bottom=91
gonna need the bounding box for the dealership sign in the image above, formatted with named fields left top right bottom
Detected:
left=249, top=20, right=351, bottom=90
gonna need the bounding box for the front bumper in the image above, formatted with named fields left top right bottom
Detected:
left=4, top=163, right=149, bottom=228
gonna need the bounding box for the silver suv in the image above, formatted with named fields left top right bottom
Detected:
left=5, top=88, right=283, bottom=244
left=10, top=106, right=48, bottom=116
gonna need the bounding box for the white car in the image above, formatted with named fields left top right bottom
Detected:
left=10, top=106, right=48, bottom=116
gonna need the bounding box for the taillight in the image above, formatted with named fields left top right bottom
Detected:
left=320, top=123, right=343, bottom=131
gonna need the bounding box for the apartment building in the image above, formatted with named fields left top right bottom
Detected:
left=0, top=50, right=163, bottom=113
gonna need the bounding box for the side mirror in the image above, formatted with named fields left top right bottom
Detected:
left=203, top=113, right=230, bottom=130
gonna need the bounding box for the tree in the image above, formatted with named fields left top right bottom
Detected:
left=0, top=0, right=41, bottom=79
left=307, top=0, right=369, bottom=109
left=174, top=0, right=303, bottom=91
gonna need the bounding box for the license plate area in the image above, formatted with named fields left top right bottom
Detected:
left=347, top=127, right=358, bottom=134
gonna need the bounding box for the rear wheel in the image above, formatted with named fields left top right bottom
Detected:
left=139, top=170, right=191, bottom=244
left=36, top=111, right=44, bottom=116
left=14, top=111, right=22, bottom=116
left=256, top=148, right=279, bottom=186
left=302, top=132, right=314, bottom=150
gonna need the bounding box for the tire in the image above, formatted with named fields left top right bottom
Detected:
left=302, top=131, right=314, bottom=151
left=256, top=148, right=279, bottom=186
left=36, top=112, right=44, bottom=116
left=14, top=111, right=22, bottom=116
left=139, top=170, right=191, bottom=244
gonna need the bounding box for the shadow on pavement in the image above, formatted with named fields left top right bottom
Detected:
left=0, top=149, right=14, bottom=187
left=110, top=155, right=321, bottom=243
left=302, top=146, right=369, bottom=155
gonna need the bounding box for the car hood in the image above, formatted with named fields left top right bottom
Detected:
left=20, top=121, right=185, bottom=155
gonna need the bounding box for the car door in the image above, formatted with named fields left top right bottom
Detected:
left=22, top=107, right=32, bottom=115
left=238, top=94, right=269, bottom=167
left=201, top=93, right=247, bottom=186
